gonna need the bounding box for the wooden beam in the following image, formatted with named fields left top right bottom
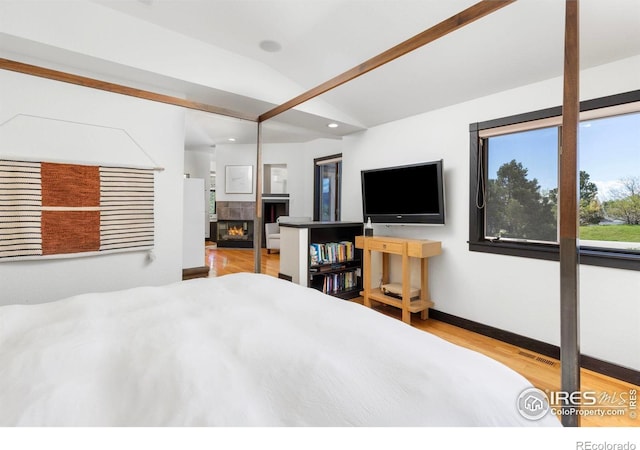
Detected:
left=559, top=0, right=581, bottom=428
left=254, top=122, right=264, bottom=273
left=0, top=58, right=257, bottom=122
left=258, top=0, right=516, bottom=122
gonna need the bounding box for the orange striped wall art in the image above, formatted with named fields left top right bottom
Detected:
left=0, top=159, right=154, bottom=261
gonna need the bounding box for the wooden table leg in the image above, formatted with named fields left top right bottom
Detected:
left=420, top=258, right=429, bottom=320
left=401, top=247, right=411, bottom=324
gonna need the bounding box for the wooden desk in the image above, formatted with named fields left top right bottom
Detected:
left=355, top=235, right=441, bottom=324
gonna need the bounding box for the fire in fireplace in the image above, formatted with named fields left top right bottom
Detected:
left=217, top=220, right=254, bottom=248
left=227, top=226, right=246, bottom=238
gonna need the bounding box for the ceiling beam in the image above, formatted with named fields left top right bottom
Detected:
left=0, top=58, right=258, bottom=122
left=258, top=0, right=516, bottom=122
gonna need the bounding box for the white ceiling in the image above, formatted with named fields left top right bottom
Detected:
left=3, top=0, right=640, bottom=145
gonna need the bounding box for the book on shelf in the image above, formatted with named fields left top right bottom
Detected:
left=309, top=241, right=355, bottom=265
left=319, top=270, right=358, bottom=294
left=309, top=244, right=320, bottom=266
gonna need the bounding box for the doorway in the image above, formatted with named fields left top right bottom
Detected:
left=313, top=154, right=342, bottom=222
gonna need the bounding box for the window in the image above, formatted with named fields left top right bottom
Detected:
left=485, top=127, right=559, bottom=243
left=469, top=90, right=640, bottom=270
left=579, top=113, right=640, bottom=251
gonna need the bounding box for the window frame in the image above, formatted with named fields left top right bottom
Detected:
left=469, top=90, right=640, bottom=271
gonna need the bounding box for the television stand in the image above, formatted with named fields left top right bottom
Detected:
left=355, top=236, right=442, bottom=325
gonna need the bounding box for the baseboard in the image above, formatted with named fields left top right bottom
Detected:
left=278, top=272, right=293, bottom=282
left=182, top=266, right=210, bottom=280
left=429, top=309, right=639, bottom=386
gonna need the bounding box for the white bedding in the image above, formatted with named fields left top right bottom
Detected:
left=0, top=273, right=560, bottom=426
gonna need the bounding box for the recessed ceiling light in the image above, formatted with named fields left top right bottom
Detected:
left=259, top=40, right=282, bottom=53
left=327, top=123, right=339, bottom=128
left=228, top=138, right=236, bottom=142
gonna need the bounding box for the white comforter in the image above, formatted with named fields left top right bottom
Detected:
left=0, top=273, right=560, bottom=426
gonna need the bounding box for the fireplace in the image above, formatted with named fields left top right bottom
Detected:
left=215, top=201, right=255, bottom=248
left=217, top=220, right=254, bottom=248
left=216, top=220, right=254, bottom=248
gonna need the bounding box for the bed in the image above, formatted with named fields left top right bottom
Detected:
left=0, top=272, right=560, bottom=426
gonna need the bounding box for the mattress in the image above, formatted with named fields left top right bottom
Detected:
left=0, top=272, right=560, bottom=426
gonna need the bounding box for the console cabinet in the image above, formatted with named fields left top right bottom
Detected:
left=279, top=222, right=363, bottom=299
left=355, top=235, right=442, bottom=324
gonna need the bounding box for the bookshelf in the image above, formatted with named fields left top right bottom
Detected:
left=278, top=221, right=363, bottom=300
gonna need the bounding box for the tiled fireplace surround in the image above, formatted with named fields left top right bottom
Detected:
left=216, top=201, right=255, bottom=248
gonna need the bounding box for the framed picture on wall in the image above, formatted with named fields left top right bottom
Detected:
left=225, top=165, right=253, bottom=194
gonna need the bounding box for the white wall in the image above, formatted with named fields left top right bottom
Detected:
left=263, top=139, right=342, bottom=218
left=341, top=56, right=640, bottom=371
left=215, top=139, right=342, bottom=218
left=0, top=70, right=185, bottom=305
left=215, top=144, right=258, bottom=203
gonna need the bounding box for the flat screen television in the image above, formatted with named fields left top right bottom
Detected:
left=361, top=160, right=445, bottom=225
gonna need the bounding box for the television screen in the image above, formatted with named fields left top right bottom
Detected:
left=361, top=160, right=445, bottom=224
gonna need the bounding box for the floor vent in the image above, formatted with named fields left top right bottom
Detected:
left=519, top=351, right=557, bottom=367
left=536, top=357, right=557, bottom=366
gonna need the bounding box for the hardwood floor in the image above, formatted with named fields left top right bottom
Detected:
left=204, top=244, right=639, bottom=427
left=205, top=244, right=281, bottom=277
